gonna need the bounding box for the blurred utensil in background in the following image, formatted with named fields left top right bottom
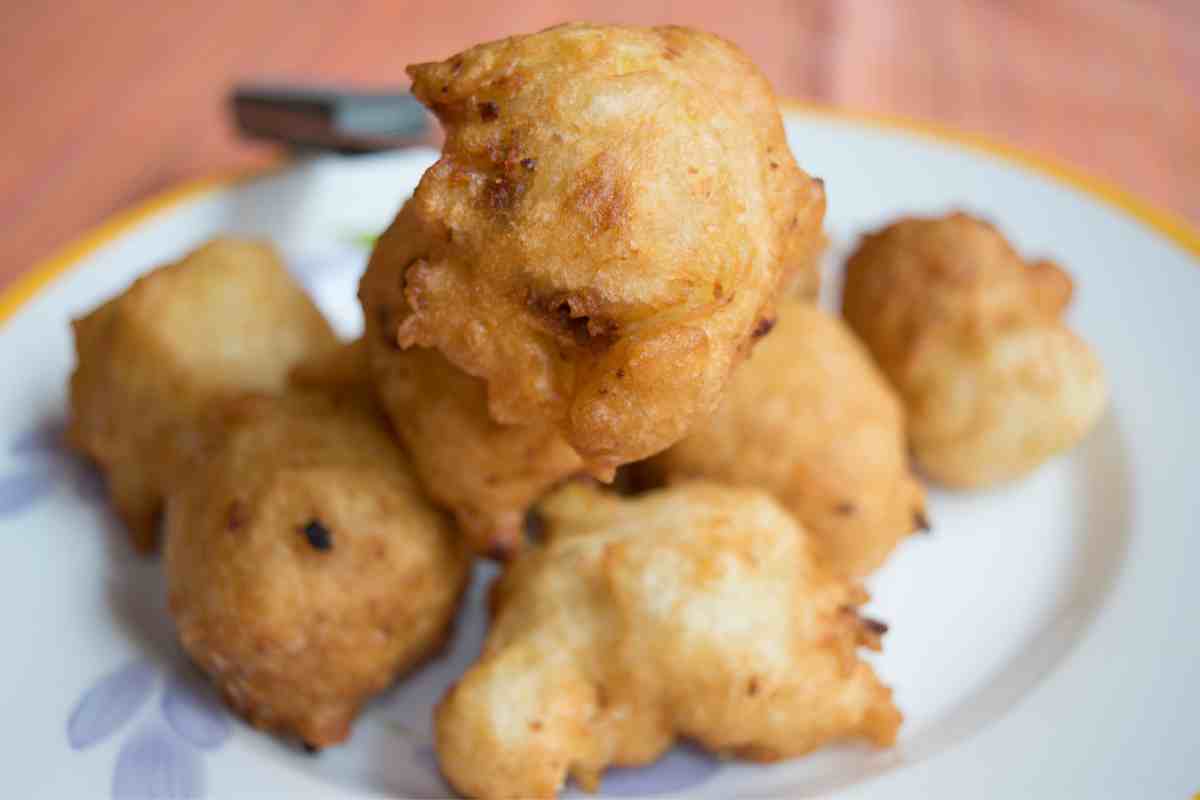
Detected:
left=231, top=85, right=432, bottom=154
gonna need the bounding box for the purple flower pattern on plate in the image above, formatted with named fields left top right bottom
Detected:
left=113, top=722, right=205, bottom=800
left=161, top=675, right=232, bottom=751
left=67, top=659, right=233, bottom=799
left=0, top=468, right=57, bottom=515
left=68, top=661, right=158, bottom=750
left=11, top=420, right=66, bottom=455
left=1, top=418, right=103, bottom=518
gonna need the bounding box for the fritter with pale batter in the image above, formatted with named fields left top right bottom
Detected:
left=842, top=213, right=1107, bottom=487
left=435, top=482, right=900, bottom=799
left=644, top=301, right=926, bottom=578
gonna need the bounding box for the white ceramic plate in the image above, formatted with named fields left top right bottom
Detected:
left=4, top=109, right=1198, bottom=799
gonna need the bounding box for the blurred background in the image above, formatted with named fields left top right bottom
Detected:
left=3, top=0, right=1196, bottom=283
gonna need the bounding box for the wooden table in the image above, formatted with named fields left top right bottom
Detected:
left=3, top=1, right=1196, bottom=284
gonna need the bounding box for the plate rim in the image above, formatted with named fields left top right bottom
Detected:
left=4, top=102, right=1197, bottom=330
left=6, top=102, right=1195, bottom=798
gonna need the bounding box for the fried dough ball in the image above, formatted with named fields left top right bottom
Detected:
left=643, top=301, right=926, bottom=578
left=165, top=393, right=470, bottom=748
left=364, top=328, right=583, bottom=558
left=842, top=213, right=1107, bottom=487
left=435, top=482, right=900, bottom=799
left=788, top=227, right=828, bottom=300
left=287, top=337, right=379, bottom=414
left=290, top=333, right=584, bottom=558
left=67, top=238, right=338, bottom=551
left=361, top=23, right=825, bottom=475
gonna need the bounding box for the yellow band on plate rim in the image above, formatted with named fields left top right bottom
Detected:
left=783, top=100, right=1200, bottom=257
left=3, top=104, right=1197, bottom=328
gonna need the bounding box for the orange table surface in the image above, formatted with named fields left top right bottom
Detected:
left=3, top=0, right=1196, bottom=285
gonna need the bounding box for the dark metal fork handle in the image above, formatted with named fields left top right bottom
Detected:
left=230, top=85, right=432, bottom=154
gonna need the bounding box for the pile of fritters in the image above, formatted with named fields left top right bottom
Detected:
left=359, top=21, right=826, bottom=556
left=66, top=22, right=1105, bottom=800
left=437, top=482, right=900, bottom=798
left=69, top=238, right=471, bottom=748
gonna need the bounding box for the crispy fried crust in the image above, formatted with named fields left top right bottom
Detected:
left=435, top=482, right=900, bottom=799
left=291, top=334, right=584, bottom=560
left=287, top=337, right=380, bottom=415
left=360, top=23, right=825, bottom=474
left=644, top=302, right=926, bottom=578
left=787, top=224, right=828, bottom=301
left=67, top=239, right=339, bottom=551
left=165, top=393, right=471, bottom=747
left=360, top=320, right=584, bottom=558
left=358, top=236, right=588, bottom=558
left=842, top=213, right=1107, bottom=487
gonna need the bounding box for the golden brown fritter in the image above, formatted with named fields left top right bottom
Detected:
left=435, top=482, right=900, bottom=799
left=360, top=23, right=825, bottom=476
left=842, top=213, right=1107, bottom=488
left=643, top=301, right=926, bottom=578
left=67, top=238, right=338, bottom=551
left=287, top=337, right=380, bottom=415
left=361, top=317, right=584, bottom=558
left=165, top=393, right=471, bottom=748
left=291, top=331, right=584, bottom=559
left=788, top=226, right=828, bottom=301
